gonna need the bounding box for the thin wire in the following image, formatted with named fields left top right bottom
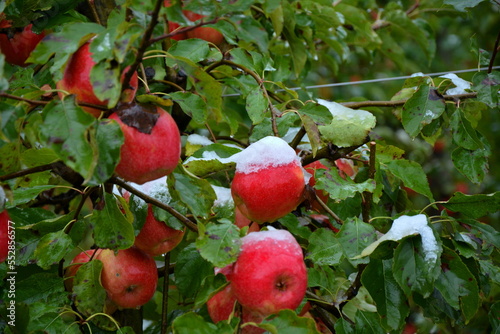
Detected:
left=222, top=66, right=500, bottom=97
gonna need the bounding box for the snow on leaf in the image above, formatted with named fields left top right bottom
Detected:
left=359, top=214, right=440, bottom=265
left=317, top=99, right=376, bottom=147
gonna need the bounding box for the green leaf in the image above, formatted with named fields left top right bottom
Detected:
left=73, top=260, right=106, bottom=317
left=354, top=311, right=385, bottom=334
left=87, top=118, right=124, bottom=185
left=169, top=91, right=208, bottom=124
left=334, top=318, right=355, bottom=334
left=89, top=59, right=121, bottom=108
left=172, top=312, right=219, bottom=334
left=297, top=102, right=332, bottom=125
left=444, top=0, right=486, bottom=12
left=33, top=230, right=74, bottom=269
left=168, top=39, right=211, bottom=63
left=20, top=148, right=59, bottom=167
left=183, top=143, right=240, bottom=177
left=258, top=309, right=321, bottom=334
left=307, top=228, right=343, bottom=266
left=0, top=55, right=9, bottom=91
left=463, top=219, right=500, bottom=248
left=246, top=86, right=268, bottom=125
left=386, top=159, right=434, bottom=202
left=39, top=98, right=96, bottom=182
left=27, top=302, right=81, bottom=334
left=7, top=185, right=57, bottom=208
left=195, top=220, right=241, bottom=268
left=194, top=273, right=229, bottom=308
left=317, top=100, right=376, bottom=147
left=402, top=85, right=445, bottom=138
left=337, top=218, right=377, bottom=266
left=392, top=237, right=441, bottom=297
left=442, top=192, right=500, bottom=219
left=451, top=108, right=483, bottom=150
left=300, top=114, right=321, bottom=157
left=489, top=302, right=500, bottom=333
left=169, top=166, right=217, bottom=219
left=362, top=259, right=410, bottom=331
left=434, top=247, right=479, bottom=322
left=175, top=243, right=214, bottom=300
left=92, top=193, right=135, bottom=250
left=16, top=273, right=66, bottom=305
left=315, top=169, right=376, bottom=201
left=451, top=147, right=489, bottom=184
left=472, top=71, right=500, bottom=108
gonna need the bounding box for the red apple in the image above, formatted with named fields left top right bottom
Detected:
left=56, top=41, right=138, bottom=117
left=231, top=136, right=306, bottom=223
left=134, top=204, right=184, bottom=256
left=334, top=158, right=355, bottom=179
left=207, top=284, right=237, bottom=323
left=0, top=210, right=10, bottom=263
left=304, top=160, right=330, bottom=211
left=0, top=21, right=45, bottom=67
left=64, top=249, right=101, bottom=291
left=97, top=247, right=158, bottom=309
left=234, top=206, right=260, bottom=233
left=231, top=229, right=307, bottom=316
left=109, top=103, right=181, bottom=184
left=184, top=11, right=224, bottom=45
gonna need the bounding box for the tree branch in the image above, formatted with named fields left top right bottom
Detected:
left=301, top=139, right=370, bottom=166
left=110, top=176, right=198, bottom=232
left=488, top=27, right=500, bottom=74
left=0, top=162, right=58, bottom=182
left=0, top=92, right=109, bottom=111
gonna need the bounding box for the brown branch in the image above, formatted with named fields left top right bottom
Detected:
left=0, top=92, right=109, bottom=111
left=488, top=28, right=500, bottom=73
left=122, top=0, right=164, bottom=91
left=110, top=176, right=198, bottom=232
left=161, top=252, right=171, bottom=334
left=362, top=141, right=376, bottom=223
left=372, top=1, right=420, bottom=30
left=301, top=138, right=370, bottom=166
left=290, top=127, right=306, bottom=150
left=314, top=194, right=343, bottom=225
left=149, top=18, right=220, bottom=45
left=341, top=92, right=477, bottom=109
left=0, top=162, right=59, bottom=182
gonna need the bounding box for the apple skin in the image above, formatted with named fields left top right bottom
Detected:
left=0, top=21, right=45, bottom=67
left=234, top=206, right=260, bottom=233
left=207, top=284, right=237, bottom=323
left=56, top=41, right=138, bottom=117
left=231, top=162, right=305, bottom=223
left=109, top=103, right=181, bottom=184
left=304, top=160, right=330, bottom=211
left=184, top=11, right=224, bottom=45
left=97, top=247, right=158, bottom=309
left=134, top=204, right=184, bottom=257
left=230, top=229, right=307, bottom=316
left=64, top=249, right=101, bottom=292
left=0, top=210, right=10, bottom=263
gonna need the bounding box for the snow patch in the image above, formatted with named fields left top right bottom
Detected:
left=234, top=136, right=301, bottom=174
left=130, top=176, right=171, bottom=206
left=212, top=185, right=234, bottom=207
left=360, top=214, right=439, bottom=264
left=187, top=133, right=214, bottom=146
left=439, top=73, right=471, bottom=95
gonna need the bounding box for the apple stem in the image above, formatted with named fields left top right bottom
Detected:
left=110, top=176, right=198, bottom=232
left=160, top=252, right=171, bottom=334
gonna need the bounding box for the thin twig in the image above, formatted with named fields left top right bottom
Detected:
left=362, top=141, right=376, bottom=223
left=301, top=138, right=370, bottom=166
left=0, top=92, right=109, bottom=111
left=290, top=127, right=306, bottom=150
left=110, top=176, right=198, bottom=232
left=488, top=28, right=500, bottom=73
left=161, top=252, right=171, bottom=334
left=314, top=194, right=343, bottom=225
left=0, top=162, right=59, bottom=182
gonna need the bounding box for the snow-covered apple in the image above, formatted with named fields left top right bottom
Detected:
left=0, top=210, right=10, bottom=263
left=231, top=229, right=307, bottom=316
left=0, top=20, right=45, bottom=67
left=109, top=103, right=181, bottom=184
left=134, top=204, right=184, bottom=256
left=56, top=41, right=138, bottom=117
left=97, top=247, right=158, bottom=309
left=231, top=136, right=306, bottom=223
left=64, top=249, right=101, bottom=291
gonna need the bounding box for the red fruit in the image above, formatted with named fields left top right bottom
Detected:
left=109, top=103, right=181, bottom=184
left=97, top=247, right=158, bottom=309
left=57, top=41, right=138, bottom=117
left=64, top=249, right=101, bottom=291
left=134, top=204, right=184, bottom=256
left=207, top=284, right=237, bottom=323
left=234, top=206, right=260, bottom=233
left=304, top=160, right=330, bottom=211
left=231, top=229, right=307, bottom=316
left=231, top=136, right=306, bottom=223
left=184, top=11, right=224, bottom=45
left=0, top=21, right=45, bottom=67
left=0, top=210, right=10, bottom=263
left=334, top=158, right=355, bottom=178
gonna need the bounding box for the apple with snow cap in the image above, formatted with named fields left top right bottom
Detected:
left=231, top=136, right=307, bottom=223
left=231, top=229, right=307, bottom=316
left=110, top=102, right=181, bottom=184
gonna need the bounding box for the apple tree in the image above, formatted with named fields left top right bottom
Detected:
left=0, top=0, right=499, bottom=333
